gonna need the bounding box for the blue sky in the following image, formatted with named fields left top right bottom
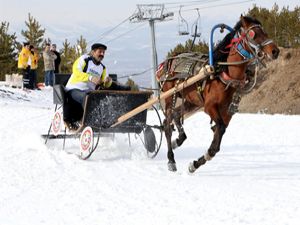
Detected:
left=1, top=0, right=298, bottom=85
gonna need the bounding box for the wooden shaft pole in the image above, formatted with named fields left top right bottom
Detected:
left=111, top=67, right=207, bottom=128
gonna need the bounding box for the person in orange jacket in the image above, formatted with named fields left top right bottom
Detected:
left=17, top=42, right=31, bottom=89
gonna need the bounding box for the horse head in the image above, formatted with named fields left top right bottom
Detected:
left=239, top=15, right=280, bottom=60
left=222, top=16, right=280, bottom=84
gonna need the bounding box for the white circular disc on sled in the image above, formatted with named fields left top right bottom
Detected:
left=80, top=126, right=94, bottom=158
left=51, top=111, right=62, bottom=136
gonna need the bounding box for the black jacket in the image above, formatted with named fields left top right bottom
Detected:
left=52, top=50, right=61, bottom=73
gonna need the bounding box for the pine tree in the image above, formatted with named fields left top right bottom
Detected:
left=76, top=35, right=88, bottom=57
left=60, top=39, right=77, bottom=73
left=21, top=13, right=45, bottom=49
left=278, top=6, right=300, bottom=47
left=0, top=22, right=18, bottom=80
left=19, top=14, right=46, bottom=82
left=270, top=4, right=280, bottom=44
left=60, top=36, right=87, bottom=74
left=292, top=7, right=300, bottom=47
left=167, top=39, right=208, bottom=57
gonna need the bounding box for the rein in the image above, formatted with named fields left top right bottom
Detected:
left=217, top=58, right=252, bottom=66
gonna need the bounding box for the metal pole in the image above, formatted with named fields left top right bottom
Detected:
left=149, top=19, right=159, bottom=97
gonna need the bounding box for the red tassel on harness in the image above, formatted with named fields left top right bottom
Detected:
left=226, top=33, right=246, bottom=49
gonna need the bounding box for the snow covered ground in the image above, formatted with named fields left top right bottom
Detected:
left=0, top=84, right=299, bottom=225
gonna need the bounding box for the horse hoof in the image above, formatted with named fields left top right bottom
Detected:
left=188, top=162, right=197, bottom=173
left=168, top=162, right=177, bottom=172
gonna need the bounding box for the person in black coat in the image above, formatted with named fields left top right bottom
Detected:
left=51, top=44, right=61, bottom=73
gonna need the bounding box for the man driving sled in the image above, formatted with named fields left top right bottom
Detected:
left=63, top=43, right=112, bottom=131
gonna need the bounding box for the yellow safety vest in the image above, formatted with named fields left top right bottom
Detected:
left=18, top=47, right=30, bottom=69
left=30, top=52, right=39, bottom=70
left=66, top=54, right=111, bottom=91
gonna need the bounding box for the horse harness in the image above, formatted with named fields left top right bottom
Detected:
left=157, top=53, right=210, bottom=122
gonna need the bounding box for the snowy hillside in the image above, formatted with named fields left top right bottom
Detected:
left=0, top=85, right=299, bottom=225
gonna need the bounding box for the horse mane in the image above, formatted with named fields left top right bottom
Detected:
left=212, top=16, right=261, bottom=65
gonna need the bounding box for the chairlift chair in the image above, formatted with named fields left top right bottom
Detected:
left=191, top=9, right=201, bottom=38
left=178, top=6, right=189, bottom=36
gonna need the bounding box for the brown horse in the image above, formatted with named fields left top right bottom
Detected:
left=157, top=16, right=280, bottom=172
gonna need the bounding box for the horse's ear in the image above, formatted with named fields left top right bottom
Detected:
left=240, top=14, right=247, bottom=28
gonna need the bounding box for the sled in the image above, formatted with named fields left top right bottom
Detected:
left=42, top=74, right=163, bottom=160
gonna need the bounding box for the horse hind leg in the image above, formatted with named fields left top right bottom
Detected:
left=189, top=118, right=227, bottom=173
left=171, top=101, right=198, bottom=149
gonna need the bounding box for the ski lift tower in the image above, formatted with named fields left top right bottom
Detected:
left=130, top=4, right=174, bottom=97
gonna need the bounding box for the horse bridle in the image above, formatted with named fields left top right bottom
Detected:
left=239, top=24, right=274, bottom=61
left=218, top=24, right=274, bottom=91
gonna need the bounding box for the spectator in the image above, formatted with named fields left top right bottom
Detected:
left=51, top=44, right=61, bottom=74
left=29, top=45, right=40, bottom=90
left=17, top=42, right=31, bottom=89
left=42, top=43, right=57, bottom=87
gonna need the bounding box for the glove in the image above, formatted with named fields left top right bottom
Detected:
left=88, top=74, right=101, bottom=85
left=103, top=76, right=112, bottom=88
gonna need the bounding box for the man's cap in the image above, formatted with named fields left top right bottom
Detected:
left=23, top=42, right=30, bottom=46
left=91, top=43, right=107, bottom=51
left=52, top=44, right=57, bottom=47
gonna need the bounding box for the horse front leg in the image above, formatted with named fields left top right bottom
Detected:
left=189, top=117, right=227, bottom=173
left=164, top=107, right=177, bottom=172
left=171, top=106, right=187, bottom=150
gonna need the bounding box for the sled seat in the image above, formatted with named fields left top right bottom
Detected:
left=52, top=74, right=71, bottom=105
left=53, top=84, right=67, bottom=104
